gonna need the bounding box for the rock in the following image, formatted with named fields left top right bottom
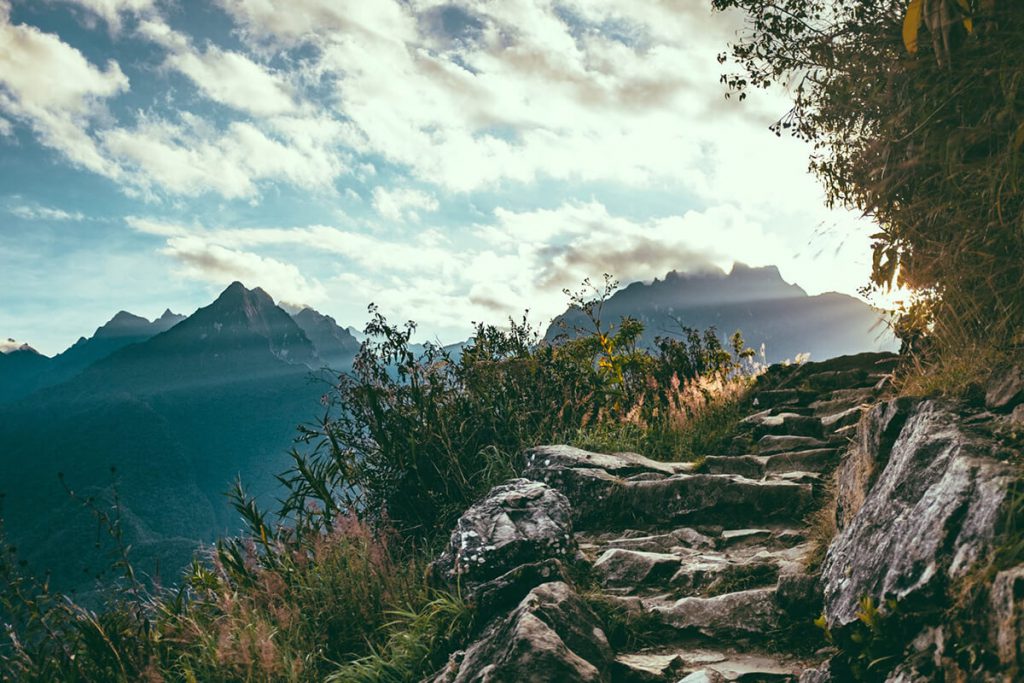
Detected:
left=797, top=661, right=834, bottom=683
left=757, top=435, right=829, bottom=455
left=431, top=581, right=612, bottom=683
left=612, top=652, right=684, bottom=682
left=986, top=365, right=1024, bottom=411
left=753, top=414, right=824, bottom=439
left=834, top=397, right=916, bottom=529
left=821, top=400, right=1018, bottom=630
left=820, top=406, right=864, bottom=434
left=523, top=463, right=813, bottom=529
left=648, top=588, right=784, bottom=637
left=989, top=564, right=1024, bottom=673
left=432, top=479, right=575, bottom=602
left=678, top=670, right=726, bottom=683
left=775, top=572, right=822, bottom=617
left=763, top=449, right=839, bottom=475
left=804, top=369, right=870, bottom=392
left=524, top=445, right=695, bottom=477
left=593, top=548, right=680, bottom=588
left=702, top=455, right=765, bottom=478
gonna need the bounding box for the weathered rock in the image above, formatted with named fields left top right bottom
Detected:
left=594, top=549, right=680, bottom=588
left=834, top=397, right=916, bottom=529
left=524, top=445, right=695, bottom=477
left=432, top=479, right=575, bottom=601
left=821, top=400, right=1018, bottom=629
left=757, top=435, right=829, bottom=455
left=763, top=448, right=839, bottom=475
left=803, top=369, right=870, bottom=393
left=648, top=588, right=784, bottom=637
left=986, top=364, right=1024, bottom=411
left=611, top=652, right=684, bottom=681
left=431, top=581, right=612, bottom=683
left=775, top=572, right=822, bottom=617
left=753, top=414, right=823, bottom=440
left=797, top=660, right=834, bottom=683
left=702, top=455, right=765, bottom=478
left=524, top=463, right=813, bottom=529
left=820, top=406, right=864, bottom=434
left=989, top=564, right=1024, bottom=674
left=678, top=670, right=726, bottom=683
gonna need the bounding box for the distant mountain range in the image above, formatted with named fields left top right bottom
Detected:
left=0, top=283, right=360, bottom=596
left=546, top=264, right=897, bottom=363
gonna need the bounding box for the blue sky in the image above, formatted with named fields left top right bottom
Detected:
left=0, top=0, right=879, bottom=356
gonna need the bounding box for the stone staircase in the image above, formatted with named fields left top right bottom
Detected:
left=523, top=352, right=898, bottom=682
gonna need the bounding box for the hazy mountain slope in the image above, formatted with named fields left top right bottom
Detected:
left=0, top=283, right=328, bottom=595
left=291, top=307, right=361, bottom=369
left=546, top=265, right=897, bottom=363
left=0, top=309, right=186, bottom=404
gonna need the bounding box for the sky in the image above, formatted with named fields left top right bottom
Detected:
left=0, top=0, right=880, bottom=356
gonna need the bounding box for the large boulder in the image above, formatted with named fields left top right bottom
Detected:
left=432, top=479, right=575, bottom=604
left=822, top=399, right=1017, bottom=630
left=430, top=581, right=613, bottom=683
left=986, top=364, right=1024, bottom=411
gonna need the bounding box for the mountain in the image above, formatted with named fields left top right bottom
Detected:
left=0, top=283, right=333, bottom=596
left=546, top=264, right=897, bottom=363
left=0, top=344, right=50, bottom=403
left=0, top=309, right=186, bottom=404
left=291, top=307, right=361, bottom=368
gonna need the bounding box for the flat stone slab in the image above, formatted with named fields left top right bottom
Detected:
left=524, top=444, right=695, bottom=477
left=524, top=465, right=814, bottom=529
left=593, top=548, right=680, bottom=587
left=757, top=435, right=829, bottom=455
left=647, top=588, right=784, bottom=638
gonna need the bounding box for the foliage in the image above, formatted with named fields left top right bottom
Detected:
left=713, top=0, right=1024, bottom=374
left=285, top=277, right=759, bottom=539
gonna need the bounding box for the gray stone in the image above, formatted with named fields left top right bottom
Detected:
left=593, top=548, right=680, bottom=588
left=524, top=464, right=813, bottom=529
left=431, top=581, right=612, bottom=683
left=986, top=365, right=1024, bottom=411
left=757, top=435, right=828, bottom=455
left=763, top=448, right=838, bottom=475
left=432, top=479, right=575, bottom=600
left=820, top=406, right=864, bottom=433
left=524, top=445, right=695, bottom=477
left=702, top=455, right=765, bottom=478
left=649, top=588, right=784, bottom=637
left=989, top=564, right=1024, bottom=673
left=753, top=414, right=823, bottom=440
left=821, top=400, right=1018, bottom=629
left=612, top=652, right=684, bottom=682
left=677, top=670, right=726, bottom=683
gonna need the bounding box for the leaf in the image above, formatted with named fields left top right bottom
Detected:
left=955, top=0, right=974, bottom=33
left=903, top=0, right=923, bottom=54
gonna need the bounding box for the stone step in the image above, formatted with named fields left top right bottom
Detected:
left=751, top=414, right=824, bottom=440
left=703, top=449, right=838, bottom=478
left=590, top=542, right=813, bottom=598
left=645, top=587, right=785, bottom=639
left=808, top=387, right=875, bottom=414
left=613, top=647, right=809, bottom=682
left=751, top=389, right=817, bottom=409
left=755, top=435, right=830, bottom=455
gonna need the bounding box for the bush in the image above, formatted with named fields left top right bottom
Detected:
left=284, top=278, right=760, bottom=540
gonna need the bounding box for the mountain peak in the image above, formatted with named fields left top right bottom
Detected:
left=0, top=338, right=41, bottom=355
left=94, top=311, right=153, bottom=339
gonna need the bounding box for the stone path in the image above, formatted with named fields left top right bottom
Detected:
left=522, top=352, right=898, bottom=682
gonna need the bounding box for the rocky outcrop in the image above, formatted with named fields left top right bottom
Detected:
left=431, top=479, right=576, bottom=609
left=822, top=399, right=1017, bottom=628
left=427, top=351, right=1024, bottom=682
left=430, top=581, right=613, bottom=683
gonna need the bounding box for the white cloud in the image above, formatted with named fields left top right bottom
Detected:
left=0, top=3, right=128, bottom=176
left=0, top=338, right=32, bottom=353
left=372, top=186, right=439, bottom=222
left=162, top=235, right=327, bottom=306
left=9, top=204, right=85, bottom=221
left=167, top=46, right=295, bottom=116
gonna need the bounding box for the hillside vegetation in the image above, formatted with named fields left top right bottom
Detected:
left=0, top=281, right=761, bottom=681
